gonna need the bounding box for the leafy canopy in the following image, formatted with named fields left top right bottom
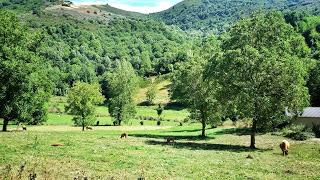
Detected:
left=0, top=10, right=53, bottom=130
left=65, top=82, right=104, bottom=130
left=171, top=36, right=221, bottom=136
left=206, top=11, right=311, bottom=147
left=104, top=61, right=138, bottom=125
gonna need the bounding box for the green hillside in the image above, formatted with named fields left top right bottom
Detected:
left=152, top=0, right=320, bottom=33
left=0, top=0, right=191, bottom=96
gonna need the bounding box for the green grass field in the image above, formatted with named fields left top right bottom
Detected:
left=1, top=88, right=320, bottom=179
left=0, top=125, right=319, bottom=179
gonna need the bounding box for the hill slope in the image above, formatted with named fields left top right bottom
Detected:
left=0, top=1, right=191, bottom=96
left=152, top=0, right=320, bottom=33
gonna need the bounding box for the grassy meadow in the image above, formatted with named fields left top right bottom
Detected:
left=0, top=83, right=320, bottom=179
left=0, top=125, right=320, bottom=179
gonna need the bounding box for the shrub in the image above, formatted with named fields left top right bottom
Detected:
left=157, top=121, right=161, bottom=126
left=312, top=123, right=320, bottom=138
left=285, top=132, right=312, bottom=141
left=146, top=86, right=157, bottom=105
left=282, top=124, right=313, bottom=141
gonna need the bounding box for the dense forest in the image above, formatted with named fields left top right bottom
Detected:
left=152, top=0, right=320, bottom=33
left=0, top=0, right=191, bottom=96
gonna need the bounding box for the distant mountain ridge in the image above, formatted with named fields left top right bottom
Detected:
left=152, top=0, right=320, bottom=33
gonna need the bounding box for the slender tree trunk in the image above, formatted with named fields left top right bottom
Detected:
left=250, top=118, right=257, bottom=149
left=82, top=116, right=85, bottom=131
left=201, top=121, right=206, bottom=137
left=201, top=110, right=206, bottom=137
left=2, top=117, right=9, bottom=132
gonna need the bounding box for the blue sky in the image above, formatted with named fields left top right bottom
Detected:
left=71, top=0, right=183, bottom=14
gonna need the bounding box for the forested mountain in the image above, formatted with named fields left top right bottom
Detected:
left=152, top=0, right=320, bottom=33
left=0, top=0, right=190, bottom=96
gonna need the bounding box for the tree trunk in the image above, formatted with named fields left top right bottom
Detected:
left=81, top=116, right=85, bottom=131
left=250, top=118, right=257, bottom=149
left=201, top=111, right=206, bottom=137
left=201, top=121, right=206, bottom=137
left=2, top=117, right=9, bottom=132
left=200, top=109, right=207, bottom=137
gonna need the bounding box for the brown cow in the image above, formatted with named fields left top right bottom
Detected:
left=280, top=140, right=290, bottom=156
left=120, top=133, right=128, bottom=139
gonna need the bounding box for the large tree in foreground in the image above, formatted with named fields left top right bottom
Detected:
left=0, top=10, right=53, bottom=131
left=206, top=12, right=311, bottom=148
left=171, top=37, right=221, bottom=137
left=104, top=61, right=138, bottom=125
left=65, top=82, right=104, bottom=131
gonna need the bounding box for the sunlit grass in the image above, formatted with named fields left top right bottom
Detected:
left=0, top=125, right=319, bottom=179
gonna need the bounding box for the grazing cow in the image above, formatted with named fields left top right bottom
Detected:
left=86, top=126, right=93, bottom=130
left=280, top=140, right=290, bottom=156
left=166, top=137, right=175, bottom=143
left=22, top=125, right=27, bottom=131
left=120, top=133, right=128, bottom=139
left=51, top=143, right=64, bottom=147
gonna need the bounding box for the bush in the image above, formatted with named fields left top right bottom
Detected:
left=282, top=124, right=313, bottom=141
left=157, top=121, right=161, bottom=126
left=285, top=132, right=312, bottom=141
left=146, top=86, right=157, bottom=105
left=312, top=123, right=320, bottom=138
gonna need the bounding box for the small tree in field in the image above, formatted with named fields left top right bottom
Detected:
left=156, top=104, right=164, bottom=119
left=146, top=85, right=157, bottom=105
left=105, top=61, right=138, bottom=125
left=206, top=12, right=311, bottom=148
left=65, top=82, right=104, bottom=131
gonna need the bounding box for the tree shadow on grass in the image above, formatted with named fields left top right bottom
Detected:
left=129, top=134, right=214, bottom=141
left=166, top=129, right=203, bottom=133
left=163, top=102, right=187, bottom=111
left=146, top=140, right=272, bottom=152
left=167, top=127, right=216, bottom=133
left=214, top=128, right=252, bottom=136
left=137, top=101, right=152, bottom=106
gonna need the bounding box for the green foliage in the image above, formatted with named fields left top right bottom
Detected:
left=281, top=124, right=313, bottom=141
left=0, top=10, right=53, bottom=130
left=27, top=13, right=190, bottom=94
left=206, top=11, right=311, bottom=147
left=307, top=61, right=320, bottom=106
left=65, top=82, right=104, bottom=130
left=104, top=61, right=138, bottom=125
left=286, top=14, right=320, bottom=106
left=171, top=36, right=221, bottom=136
left=0, top=0, right=55, bottom=12
left=153, top=0, right=320, bottom=32
left=146, top=85, right=157, bottom=105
